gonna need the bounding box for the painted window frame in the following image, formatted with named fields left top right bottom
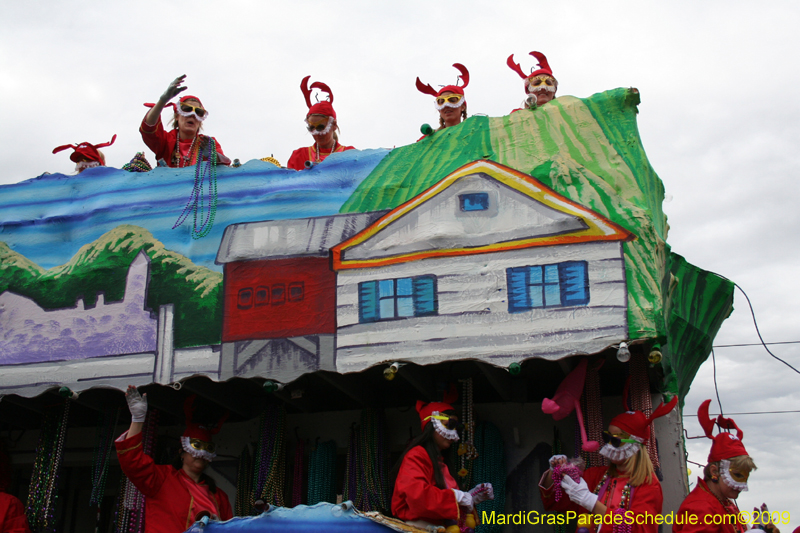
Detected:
left=358, top=275, right=438, bottom=323
left=506, top=261, right=589, bottom=313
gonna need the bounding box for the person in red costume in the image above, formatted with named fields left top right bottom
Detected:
left=115, top=386, right=232, bottom=533
left=286, top=76, right=354, bottom=170
left=540, top=396, right=679, bottom=533
left=507, top=51, right=558, bottom=111
left=0, top=441, right=30, bottom=533
left=390, top=393, right=493, bottom=531
left=415, top=63, right=470, bottom=139
left=140, top=75, right=230, bottom=168
left=52, top=135, right=117, bottom=173
left=673, top=400, right=780, bottom=533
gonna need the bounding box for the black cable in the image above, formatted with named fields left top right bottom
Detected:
left=713, top=340, right=800, bottom=348
left=719, top=279, right=800, bottom=375
left=711, top=348, right=723, bottom=417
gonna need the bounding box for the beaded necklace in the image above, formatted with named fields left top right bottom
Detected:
left=115, top=409, right=158, bottom=533
left=252, top=405, right=286, bottom=507
left=291, top=438, right=305, bottom=507
left=26, top=400, right=70, bottom=532
left=471, top=422, right=506, bottom=533
left=343, top=409, right=389, bottom=513
left=90, top=408, right=119, bottom=507
left=172, top=136, right=218, bottom=239
left=313, top=140, right=338, bottom=163
left=593, top=472, right=633, bottom=533
left=629, top=353, right=662, bottom=476
left=579, top=362, right=603, bottom=468
left=457, top=379, right=478, bottom=485
left=235, top=445, right=253, bottom=516
left=307, top=440, right=337, bottom=505
left=172, top=133, right=199, bottom=168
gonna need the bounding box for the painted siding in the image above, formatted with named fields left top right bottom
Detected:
left=335, top=241, right=626, bottom=371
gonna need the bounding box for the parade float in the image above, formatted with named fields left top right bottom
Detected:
left=0, top=86, right=733, bottom=532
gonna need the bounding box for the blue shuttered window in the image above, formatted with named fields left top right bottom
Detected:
left=506, top=261, right=589, bottom=313
left=359, top=275, right=437, bottom=323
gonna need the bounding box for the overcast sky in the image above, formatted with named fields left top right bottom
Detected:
left=1, top=0, right=798, bottom=524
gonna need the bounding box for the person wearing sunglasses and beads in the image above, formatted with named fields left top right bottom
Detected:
left=673, top=400, right=779, bottom=533
left=540, top=396, right=678, bottom=533
left=286, top=76, right=354, bottom=171
left=140, top=75, right=230, bottom=168
left=415, top=63, right=470, bottom=139
left=115, top=386, right=232, bottom=533
left=507, top=51, right=558, bottom=111
left=390, top=392, right=493, bottom=531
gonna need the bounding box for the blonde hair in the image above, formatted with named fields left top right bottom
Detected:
left=437, top=103, right=468, bottom=130
left=608, top=445, right=655, bottom=487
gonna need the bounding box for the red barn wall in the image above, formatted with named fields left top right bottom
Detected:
left=222, top=257, right=335, bottom=342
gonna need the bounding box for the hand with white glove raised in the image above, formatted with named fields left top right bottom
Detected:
left=469, top=483, right=494, bottom=506
left=159, top=75, right=188, bottom=104
left=452, top=489, right=474, bottom=511
left=560, top=476, right=598, bottom=512
left=125, top=385, right=148, bottom=422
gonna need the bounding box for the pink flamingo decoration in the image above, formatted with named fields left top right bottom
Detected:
left=541, top=359, right=600, bottom=452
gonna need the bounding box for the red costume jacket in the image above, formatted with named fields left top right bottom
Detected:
left=391, top=446, right=460, bottom=525
left=286, top=143, right=354, bottom=170
left=673, top=478, right=746, bottom=533
left=115, top=432, right=232, bottom=533
left=139, top=116, right=226, bottom=168
left=0, top=493, right=30, bottom=533
left=540, top=465, right=663, bottom=533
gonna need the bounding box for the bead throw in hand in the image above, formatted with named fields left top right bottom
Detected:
left=469, top=483, right=494, bottom=505
left=552, top=463, right=582, bottom=502
left=549, top=454, right=567, bottom=468
left=125, top=385, right=148, bottom=422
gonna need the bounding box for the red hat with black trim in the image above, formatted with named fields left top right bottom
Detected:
left=507, top=51, right=556, bottom=92
left=609, top=395, right=679, bottom=443
left=52, top=134, right=116, bottom=164
left=301, top=76, right=336, bottom=119
left=698, top=399, right=749, bottom=462
left=180, top=395, right=228, bottom=461
left=416, top=63, right=470, bottom=98
left=416, top=385, right=459, bottom=431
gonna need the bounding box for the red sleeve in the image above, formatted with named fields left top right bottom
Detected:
left=392, top=447, right=459, bottom=522
left=215, top=489, right=233, bottom=521
left=115, top=431, right=169, bottom=498
left=629, top=478, right=663, bottom=533
left=0, top=493, right=31, bottom=533
left=139, top=115, right=173, bottom=164
left=673, top=486, right=727, bottom=533
left=286, top=147, right=309, bottom=170
left=341, top=145, right=355, bottom=151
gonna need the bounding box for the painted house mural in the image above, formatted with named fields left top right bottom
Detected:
left=0, top=88, right=738, bottom=530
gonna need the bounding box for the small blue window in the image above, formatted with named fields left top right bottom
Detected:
left=459, top=193, right=490, bottom=212
left=359, top=276, right=438, bottom=323
left=506, top=261, right=589, bottom=313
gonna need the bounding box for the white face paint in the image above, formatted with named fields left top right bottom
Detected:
left=431, top=411, right=459, bottom=442
left=599, top=442, right=639, bottom=463
left=720, top=459, right=749, bottom=492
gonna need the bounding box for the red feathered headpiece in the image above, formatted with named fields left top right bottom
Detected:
left=697, top=399, right=749, bottom=462
left=52, top=134, right=116, bottom=164
left=301, top=75, right=336, bottom=119
left=507, top=51, right=555, bottom=92
left=416, top=63, right=470, bottom=97
left=416, top=385, right=459, bottom=431
left=609, top=395, right=679, bottom=443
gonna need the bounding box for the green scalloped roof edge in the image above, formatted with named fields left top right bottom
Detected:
left=339, top=89, right=734, bottom=393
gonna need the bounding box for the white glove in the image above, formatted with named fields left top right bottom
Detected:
left=452, top=489, right=474, bottom=510
left=125, top=385, right=148, bottom=423
left=549, top=454, right=567, bottom=468
left=469, top=483, right=494, bottom=505
left=160, top=75, right=188, bottom=103
left=560, top=476, right=598, bottom=512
